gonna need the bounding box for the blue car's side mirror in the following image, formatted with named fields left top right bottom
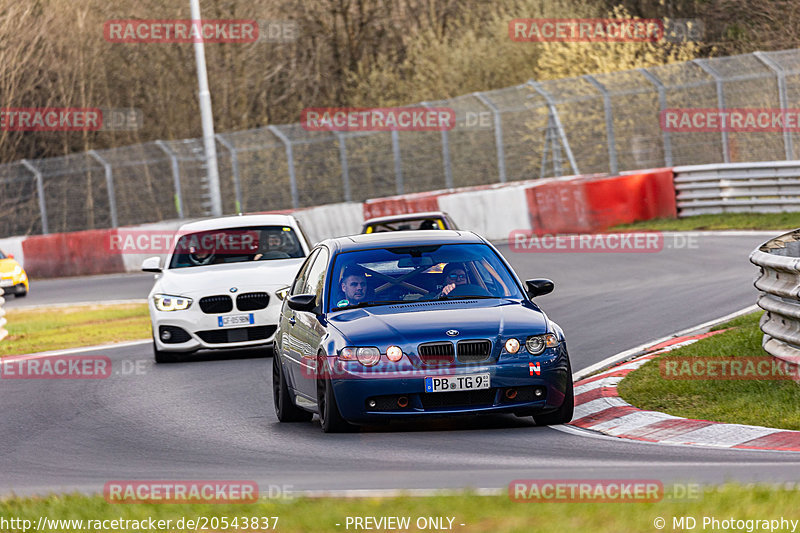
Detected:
left=525, top=279, right=554, bottom=298
left=287, top=294, right=317, bottom=313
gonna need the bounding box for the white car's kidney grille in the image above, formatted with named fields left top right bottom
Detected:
left=199, top=295, right=233, bottom=314
left=236, top=292, right=270, bottom=311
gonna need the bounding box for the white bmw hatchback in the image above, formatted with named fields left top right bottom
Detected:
left=142, top=214, right=312, bottom=363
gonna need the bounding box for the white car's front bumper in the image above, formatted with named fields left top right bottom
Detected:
left=150, top=293, right=282, bottom=353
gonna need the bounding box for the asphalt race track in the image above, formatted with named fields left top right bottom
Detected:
left=3, top=232, right=799, bottom=497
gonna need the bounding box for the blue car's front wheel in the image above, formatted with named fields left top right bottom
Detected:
left=533, top=358, right=574, bottom=426
left=317, top=355, right=355, bottom=433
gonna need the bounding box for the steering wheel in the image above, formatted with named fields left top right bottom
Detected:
left=444, top=283, right=492, bottom=298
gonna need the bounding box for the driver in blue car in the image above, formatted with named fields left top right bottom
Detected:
left=439, top=262, right=468, bottom=297
left=338, top=266, right=369, bottom=307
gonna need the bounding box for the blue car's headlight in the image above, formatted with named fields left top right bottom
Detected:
left=526, top=333, right=558, bottom=355
left=153, top=294, right=193, bottom=312
left=504, top=338, right=521, bottom=354
left=339, top=346, right=381, bottom=366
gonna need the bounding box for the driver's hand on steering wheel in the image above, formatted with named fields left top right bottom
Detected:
left=440, top=282, right=456, bottom=297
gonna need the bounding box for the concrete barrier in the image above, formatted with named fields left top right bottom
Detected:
left=439, top=184, right=532, bottom=241
left=5, top=167, right=679, bottom=278
left=0, top=237, right=26, bottom=267
left=293, top=202, right=364, bottom=244
left=581, top=169, right=677, bottom=229
left=22, top=229, right=125, bottom=278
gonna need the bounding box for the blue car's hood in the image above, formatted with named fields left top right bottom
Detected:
left=328, top=299, right=548, bottom=348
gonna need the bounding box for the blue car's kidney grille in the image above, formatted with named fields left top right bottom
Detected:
left=457, top=340, right=492, bottom=363
left=418, top=342, right=455, bottom=365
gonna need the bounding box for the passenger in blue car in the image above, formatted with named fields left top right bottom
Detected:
left=339, top=266, right=370, bottom=306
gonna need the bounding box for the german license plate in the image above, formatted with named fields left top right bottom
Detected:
left=425, top=373, right=490, bottom=393
left=0, top=279, right=13, bottom=287
left=218, top=313, right=254, bottom=327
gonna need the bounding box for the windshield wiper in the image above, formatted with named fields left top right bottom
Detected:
left=436, top=295, right=498, bottom=301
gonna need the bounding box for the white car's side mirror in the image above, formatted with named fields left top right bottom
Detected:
left=142, top=256, right=162, bottom=273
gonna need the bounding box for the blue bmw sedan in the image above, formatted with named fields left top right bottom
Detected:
left=272, top=231, right=573, bottom=432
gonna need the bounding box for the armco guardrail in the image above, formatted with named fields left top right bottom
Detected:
left=750, top=229, right=800, bottom=375
left=675, top=161, right=800, bottom=216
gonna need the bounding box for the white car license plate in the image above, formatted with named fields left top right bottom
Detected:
left=0, top=279, right=13, bottom=287
left=218, top=314, right=254, bottom=327
left=425, top=373, right=490, bottom=393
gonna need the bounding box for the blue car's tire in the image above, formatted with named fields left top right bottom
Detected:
left=317, top=355, right=355, bottom=433
left=273, top=353, right=313, bottom=422
left=533, top=359, right=574, bottom=426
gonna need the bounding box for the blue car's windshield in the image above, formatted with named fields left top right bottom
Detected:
left=329, top=243, right=524, bottom=310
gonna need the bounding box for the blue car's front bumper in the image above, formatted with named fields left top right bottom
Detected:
left=327, top=347, right=571, bottom=424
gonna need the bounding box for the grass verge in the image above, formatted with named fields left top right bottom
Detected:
left=2, top=486, right=800, bottom=533
left=612, top=212, right=800, bottom=231
left=618, top=311, right=800, bottom=430
left=1, top=304, right=150, bottom=357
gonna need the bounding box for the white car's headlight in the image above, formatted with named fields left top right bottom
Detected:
left=153, top=294, right=193, bottom=311
left=276, top=287, right=290, bottom=301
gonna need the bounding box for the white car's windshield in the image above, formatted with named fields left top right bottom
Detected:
left=329, top=243, right=524, bottom=310
left=168, top=225, right=304, bottom=269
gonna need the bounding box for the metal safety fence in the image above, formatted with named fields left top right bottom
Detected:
left=675, top=161, right=800, bottom=216
left=750, top=230, right=800, bottom=375
left=6, top=48, right=800, bottom=237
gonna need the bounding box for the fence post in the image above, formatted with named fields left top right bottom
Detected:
left=390, top=130, right=404, bottom=194
left=88, top=150, right=119, bottom=228
left=155, top=141, right=185, bottom=219
left=693, top=58, right=730, bottom=163
left=421, top=101, right=454, bottom=189
left=754, top=51, right=794, bottom=161
left=333, top=132, right=352, bottom=202
left=268, top=126, right=299, bottom=209
left=639, top=67, right=674, bottom=166
left=215, top=134, right=244, bottom=213
left=526, top=81, right=580, bottom=176
left=583, top=75, right=618, bottom=175
left=20, top=159, right=48, bottom=234
left=474, top=92, right=507, bottom=183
